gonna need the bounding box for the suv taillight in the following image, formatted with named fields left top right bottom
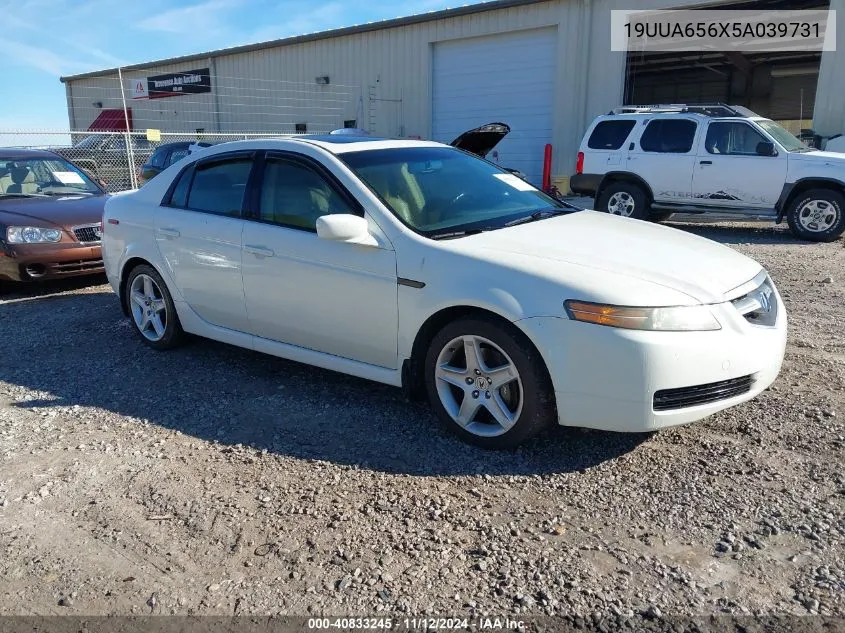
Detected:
left=576, top=151, right=584, bottom=175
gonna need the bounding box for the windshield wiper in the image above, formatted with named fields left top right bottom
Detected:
left=0, top=192, right=48, bottom=199
left=503, top=207, right=571, bottom=228
left=428, top=228, right=487, bottom=240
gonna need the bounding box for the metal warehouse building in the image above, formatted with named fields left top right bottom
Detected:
left=61, top=0, right=845, bottom=190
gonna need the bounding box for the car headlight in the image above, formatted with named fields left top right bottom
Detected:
left=6, top=226, right=63, bottom=244
left=564, top=300, right=721, bottom=331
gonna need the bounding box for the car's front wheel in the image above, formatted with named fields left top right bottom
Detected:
left=596, top=181, right=650, bottom=220
left=424, top=316, right=555, bottom=449
left=125, top=265, right=185, bottom=350
left=786, top=188, right=845, bottom=242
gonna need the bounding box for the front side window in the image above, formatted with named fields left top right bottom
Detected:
left=258, top=157, right=356, bottom=230
left=185, top=157, right=252, bottom=216
left=640, top=119, right=697, bottom=153
left=342, top=147, right=566, bottom=236
left=0, top=156, right=102, bottom=195
left=705, top=122, right=769, bottom=155
left=588, top=120, right=636, bottom=150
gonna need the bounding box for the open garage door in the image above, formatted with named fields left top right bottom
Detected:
left=432, top=28, right=556, bottom=185
left=624, top=0, right=827, bottom=143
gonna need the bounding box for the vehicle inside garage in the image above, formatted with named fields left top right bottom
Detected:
left=624, top=0, right=829, bottom=145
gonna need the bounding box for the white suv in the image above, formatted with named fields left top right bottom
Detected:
left=571, top=104, right=845, bottom=242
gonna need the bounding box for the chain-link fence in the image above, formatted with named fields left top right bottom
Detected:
left=1, top=73, right=366, bottom=192
left=0, top=131, right=312, bottom=192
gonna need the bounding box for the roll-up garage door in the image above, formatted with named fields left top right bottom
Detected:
left=432, top=28, right=557, bottom=186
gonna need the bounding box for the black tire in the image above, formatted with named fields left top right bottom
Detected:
left=649, top=211, right=674, bottom=223
left=423, top=316, right=556, bottom=449
left=786, top=188, right=845, bottom=242
left=124, top=264, right=185, bottom=350
left=596, top=181, right=650, bottom=220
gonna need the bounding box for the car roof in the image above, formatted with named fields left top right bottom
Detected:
left=0, top=147, right=61, bottom=160
left=192, top=137, right=447, bottom=156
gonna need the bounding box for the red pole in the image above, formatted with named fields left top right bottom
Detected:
left=542, top=144, right=552, bottom=192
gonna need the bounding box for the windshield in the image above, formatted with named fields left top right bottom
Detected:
left=342, top=147, right=566, bottom=236
left=756, top=120, right=809, bottom=152
left=0, top=156, right=102, bottom=195
left=75, top=135, right=106, bottom=149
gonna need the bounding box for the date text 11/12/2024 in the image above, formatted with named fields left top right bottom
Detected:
left=307, top=617, right=526, bottom=630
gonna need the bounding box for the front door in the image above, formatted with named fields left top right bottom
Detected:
left=692, top=121, right=788, bottom=210
left=241, top=152, right=399, bottom=368
left=154, top=152, right=254, bottom=332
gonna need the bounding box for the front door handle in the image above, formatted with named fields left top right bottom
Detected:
left=244, top=244, right=275, bottom=258
left=699, top=160, right=713, bottom=165
left=158, top=227, right=180, bottom=238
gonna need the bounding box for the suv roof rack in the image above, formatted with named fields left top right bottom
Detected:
left=609, top=103, right=758, bottom=117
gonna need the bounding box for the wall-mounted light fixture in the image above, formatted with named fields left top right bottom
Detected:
left=315, top=76, right=330, bottom=85
left=93, top=101, right=103, bottom=108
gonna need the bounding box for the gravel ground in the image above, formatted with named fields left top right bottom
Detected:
left=0, top=216, right=843, bottom=622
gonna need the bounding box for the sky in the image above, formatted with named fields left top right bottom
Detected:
left=0, top=0, right=488, bottom=133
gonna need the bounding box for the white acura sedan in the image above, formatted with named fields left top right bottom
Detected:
left=102, top=136, right=787, bottom=449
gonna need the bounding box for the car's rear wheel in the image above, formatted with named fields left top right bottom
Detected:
left=786, top=189, right=845, bottom=242
left=597, top=181, right=650, bottom=220
left=424, top=316, right=555, bottom=449
left=125, top=265, right=185, bottom=350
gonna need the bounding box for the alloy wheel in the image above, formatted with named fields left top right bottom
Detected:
left=434, top=335, right=523, bottom=438
left=129, top=274, right=168, bottom=342
left=607, top=191, right=636, bottom=216
left=797, top=199, right=838, bottom=233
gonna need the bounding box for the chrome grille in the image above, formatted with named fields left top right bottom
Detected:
left=654, top=375, right=755, bottom=411
left=73, top=224, right=102, bottom=243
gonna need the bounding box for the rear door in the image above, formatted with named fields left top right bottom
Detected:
left=154, top=151, right=254, bottom=332
left=692, top=120, right=787, bottom=210
left=626, top=118, right=699, bottom=204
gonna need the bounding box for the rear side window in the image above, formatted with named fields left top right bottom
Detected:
left=168, top=148, right=189, bottom=166
left=640, top=119, right=697, bottom=153
left=149, top=148, right=167, bottom=169
left=186, top=157, right=253, bottom=216
left=588, top=120, right=636, bottom=150
left=167, top=166, right=193, bottom=207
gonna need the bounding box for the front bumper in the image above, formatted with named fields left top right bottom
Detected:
left=517, top=290, right=787, bottom=433
left=0, top=242, right=104, bottom=282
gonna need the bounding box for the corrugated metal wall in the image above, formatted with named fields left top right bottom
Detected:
left=67, top=0, right=842, bottom=179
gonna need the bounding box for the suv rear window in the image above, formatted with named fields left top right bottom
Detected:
left=640, top=119, right=697, bottom=153
left=588, top=120, right=636, bottom=150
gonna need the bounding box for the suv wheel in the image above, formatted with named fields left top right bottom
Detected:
left=786, top=189, right=845, bottom=242
left=597, top=182, right=650, bottom=220
left=424, top=317, right=555, bottom=449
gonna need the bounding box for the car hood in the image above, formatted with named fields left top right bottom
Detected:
left=450, top=122, right=510, bottom=158
left=0, top=194, right=107, bottom=229
left=456, top=211, right=763, bottom=304
left=791, top=150, right=845, bottom=163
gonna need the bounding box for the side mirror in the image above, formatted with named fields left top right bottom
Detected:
left=756, top=141, right=777, bottom=156
left=316, top=214, right=378, bottom=247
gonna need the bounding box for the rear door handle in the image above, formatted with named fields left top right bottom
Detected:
left=244, top=244, right=275, bottom=258
left=158, top=228, right=180, bottom=238
left=699, top=160, right=713, bottom=165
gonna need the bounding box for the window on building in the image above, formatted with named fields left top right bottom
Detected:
left=258, top=157, right=357, bottom=231
left=295, top=123, right=307, bottom=133
left=587, top=120, right=636, bottom=150
left=640, top=119, right=697, bottom=153
left=344, top=120, right=357, bottom=129
left=705, top=122, right=769, bottom=156
left=184, top=156, right=253, bottom=216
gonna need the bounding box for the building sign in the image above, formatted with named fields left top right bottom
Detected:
left=130, top=68, right=211, bottom=100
